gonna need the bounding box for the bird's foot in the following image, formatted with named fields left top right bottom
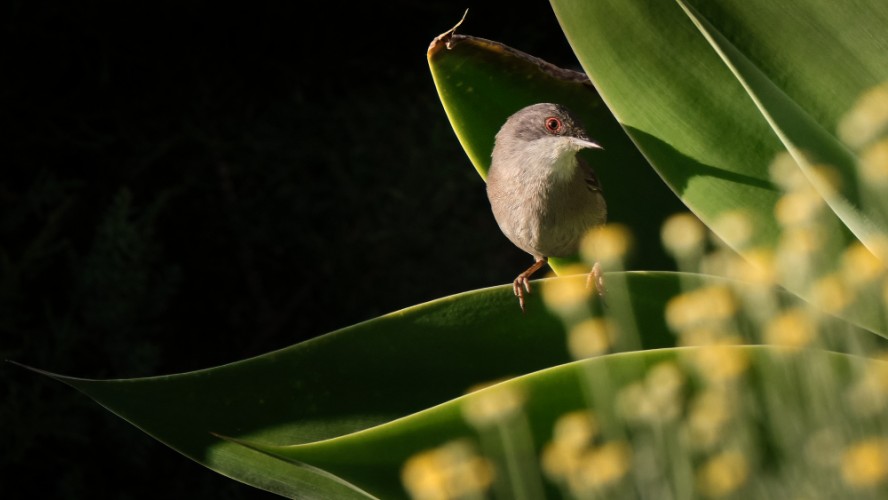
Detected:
left=513, top=274, right=532, bottom=313
left=586, top=262, right=607, bottom=300
left=512, top=258, right=549, bottom=313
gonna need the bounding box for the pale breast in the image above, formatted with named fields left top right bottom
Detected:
left=487, top=155, right=606, bottom=259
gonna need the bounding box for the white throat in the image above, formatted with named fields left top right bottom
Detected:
left=523, top=136, right=584, bottom=183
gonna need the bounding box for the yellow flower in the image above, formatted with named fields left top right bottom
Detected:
left=768, top=152, right=807, bottom=191
left=847, top=356, right=888, bottom=416
left=616, top=362, right=686, bottom=424
left=775, top=188, right=824, bottom=227
left=568, top=318, right=615, bottom=359
left=838, top=81, right=888, bottom=149
left=462, top=383, right=524, bottom=428
left=573, top=441, right=632, bottom=491
left=763, top=307, right=815, bottom=349
left=696, top=450, right=749, bottom=497
left=581, top=224, right=633, bottom=266
left=402, top=440, right=494, bottom=500
left=542, top=411, right=599, bottom=480
left=712, top=210, right=754, bottom=250
left=543, top=267, right=593, bottom=315
left=860, top=139, right=888, bottom=184
left=686, top=389, right=732, bottom=450
left=691, top=339, right=749, bottom=382
left=810, top=273, right=853, bottom=314
left=665, top=285, right=737, bottom=333
left=841, top=438, right=888, bottom=488
left=841, top=242, right=885, bottom=287
left=661, top=212, right=707, bottom=259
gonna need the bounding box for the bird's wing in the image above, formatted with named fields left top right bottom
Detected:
left=579, top=157, right=603, bottom=193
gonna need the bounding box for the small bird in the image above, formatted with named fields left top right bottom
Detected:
left=486, top=103, right=607, bottom=312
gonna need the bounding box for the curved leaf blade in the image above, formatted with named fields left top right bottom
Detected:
left=552, top=0, right=888, bottom=334
left=22, top=273, right=677, bottom=497
left=23, top=271, right=886, bottom=497
left=551, top=0, right=792, bottom=248
left=232, top=346, right=888, bottom=498
left=675, top=0, right=887, bottom=253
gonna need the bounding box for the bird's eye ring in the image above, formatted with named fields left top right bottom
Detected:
left=545, top=117, right=562, bottom=134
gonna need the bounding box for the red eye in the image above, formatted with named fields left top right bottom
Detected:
left=545, top=117, right=562, bottom=133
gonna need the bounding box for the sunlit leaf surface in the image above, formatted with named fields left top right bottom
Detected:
left=24, top=272, right=885, bottom=497
left=552, top=0, right=888, bottom=334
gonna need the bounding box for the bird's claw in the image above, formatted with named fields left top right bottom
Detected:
left=513, top=275, right=531, bottom=313
left=586, top=262, right=607, bottom=301
left=510, top=258, right=547, bottom=313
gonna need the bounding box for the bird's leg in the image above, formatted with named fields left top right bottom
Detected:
left=513, top=257, right=548, bottom=313
left=586, top=261, right=607, bottom=298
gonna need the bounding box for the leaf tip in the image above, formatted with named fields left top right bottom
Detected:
left=428, top=8, right=469, bottom=57
left=5, top=359, right=101, bottom=386
left=6, top=359, right=52, bottom=377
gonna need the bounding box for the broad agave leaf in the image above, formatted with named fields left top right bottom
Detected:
left=551, top=0, right=888, bottom=334
left=227, top=346, right=888, bottom=498
left=20, top=273, right=667, bottom=498
left=22, top=273, right=885, bottom=497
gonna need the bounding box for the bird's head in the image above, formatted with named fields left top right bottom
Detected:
left=495, top=103, right=602, bottom=158
left=491, top=103, right=602, bottom=182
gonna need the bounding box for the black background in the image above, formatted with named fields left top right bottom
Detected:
left=1, top=1, right=591, bottom=498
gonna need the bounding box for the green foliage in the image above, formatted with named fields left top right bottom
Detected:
left=12, top=0, right=888, bottom=498
left=24, top=267, right=888, bottom=498
left=553, top=0, right=888, bottom=334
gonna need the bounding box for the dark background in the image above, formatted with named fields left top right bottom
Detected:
left=0, top=1, right=598, bottom=498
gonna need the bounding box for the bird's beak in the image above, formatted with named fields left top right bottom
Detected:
left=570, top=137, right=604, bottom=151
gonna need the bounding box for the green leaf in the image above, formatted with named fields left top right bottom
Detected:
left=228, top=346, right=888, bottom=498
left=427, top=31, right=687, bottom=272
left=18, top=273, right=663, bottom=498
left=550, top=0, right=788, bottom=247
left=673, top=0, right=887, bottom=255
left=22, top=272, right=885, bottom=497
left=551, top=0, right=888, bottom=334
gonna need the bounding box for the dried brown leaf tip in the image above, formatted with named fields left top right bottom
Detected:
left=428, top=8, right=469, bottom=54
